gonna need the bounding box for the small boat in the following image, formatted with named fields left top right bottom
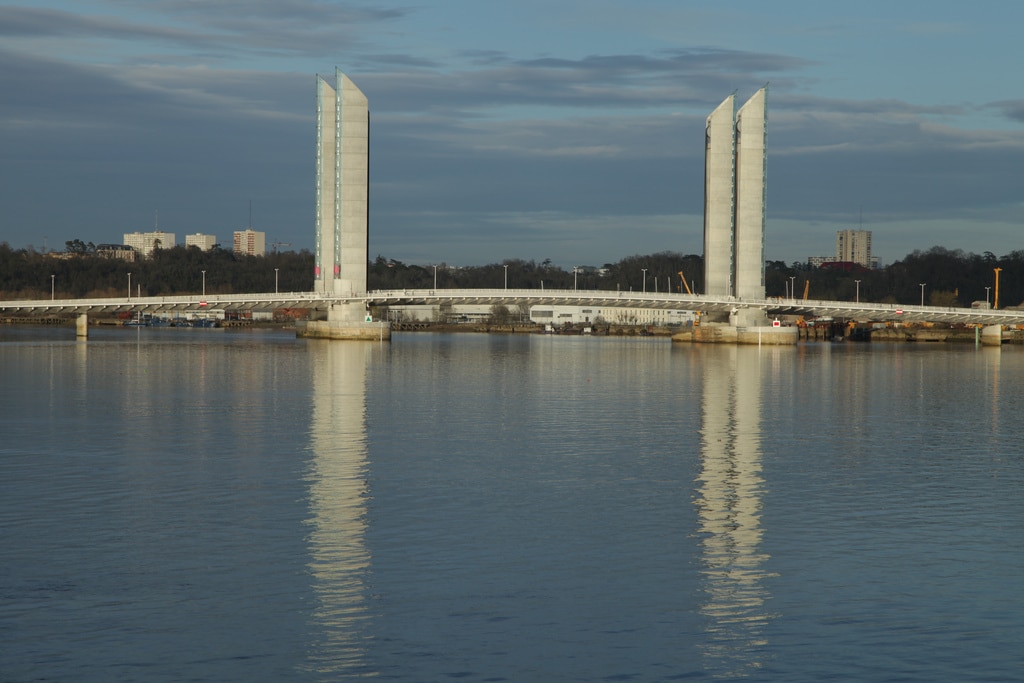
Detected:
left=123, top=313, right=149, bottom=327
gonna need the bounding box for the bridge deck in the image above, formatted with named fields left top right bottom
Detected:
left=2, top=289, right=1023, bottom=326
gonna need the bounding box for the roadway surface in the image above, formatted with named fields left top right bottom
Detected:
left=3, top=289, right=1023, bottom=326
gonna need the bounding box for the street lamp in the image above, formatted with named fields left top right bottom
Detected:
left=127, top=272, right=132, bottom=299
left=789, top=276, right=796, bottom=300
left=201, top=270, right=206, bottom=297
left=433, top=265, right=437, bottom=290
left=641, top=268, right=647, bottom=293
left=986, top=286, right=991, bottom=306
left=274, top=268, right=279, bottom=294
left=51, top=274, right=55, bottom=301
left=919, top=283, right=926, bottom=307
left=503, top=264, right=508, bottom=290
left=573, top=266, right=578, bottom=291
left=854, top=279, right=861, bottom=303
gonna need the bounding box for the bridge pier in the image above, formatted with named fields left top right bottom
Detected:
left=981, top=324, right=1003, bottom=346
left=297, top=302, right=391, bottom=341
left=673, top=321, right=798, bottom=345
left=76, top=313, right=88, bottom=339
left=673, top=308, right=798, bottom=345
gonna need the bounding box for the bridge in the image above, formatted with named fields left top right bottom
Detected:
left=4, top=289, right=1024, bottom=328
left=10, top=77, right=1012, bottom=342
left=11, top=76, right=1013, bottom=342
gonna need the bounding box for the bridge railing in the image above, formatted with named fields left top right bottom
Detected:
left=5, top=288, right=1024, bottom=326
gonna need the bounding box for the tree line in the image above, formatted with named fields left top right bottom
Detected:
left=2, top=242, right=1022, bottom=309
left=369, top=248, right=1024, bottom=308
left=0, top=243, right=312, bottom=299
left=766, top=247, right=1023, bottom=308
left=367, top=252, right=705, bottom=294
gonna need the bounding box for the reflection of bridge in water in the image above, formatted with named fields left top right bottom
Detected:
left=695, top=344, right=778, bottom=678
left=297, top=335, right=785, bottom=676
left=304, top=340, right=376, bottom=675
left=5, top=289, right=1024, bottom=332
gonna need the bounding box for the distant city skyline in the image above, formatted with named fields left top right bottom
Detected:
left=4, top=224, right=998, bottom=271
left=2, top=2, right=1023, bottom=267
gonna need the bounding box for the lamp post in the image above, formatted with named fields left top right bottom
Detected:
left=854, top=279, right=861, bottom=303
left=919, top=283, right=926, bottom=307
left=573, top=266, right=578, bottom=291
left=986, top=286, right=991, bottom=306
left=274, top=268, right=279, bottom=294
left=641, top=268, right=647, bottom=293
left=433, top=265, right=437, bottom=290
left=789, top=276, right=796, bottom=300
left=51, top=274, right=55, bottom=301
left=201, top=270, right=206, bottom=297
left=127, top=272, right=132, bottom=299
left=503, top=264, right=508, bottom=291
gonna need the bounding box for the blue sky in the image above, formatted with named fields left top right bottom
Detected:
left=2, top=1, right=1023, bottom=267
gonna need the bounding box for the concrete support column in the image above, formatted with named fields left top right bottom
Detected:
left=732, top=307, right=769, bottom=328
left=981, top=324, right=1003, bottom=346
left=76, top=313, right=89, bottom=338
left=297, top=302, right=391, bottom=340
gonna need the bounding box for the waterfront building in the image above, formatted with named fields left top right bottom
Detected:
left=123, top=231, right=176, bottom=258
left=186, top=233, right=217, bottom=251
left=384, top=304, right=695, bottom=328
left=529, top=305, right=695, bottom=327
left=233, top=229, right=266, bottom=257
left=315, top=68, right=369, bottom=297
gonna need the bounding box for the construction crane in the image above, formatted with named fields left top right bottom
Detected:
left=994, top=267, right=1002, bottom=310
left=271, top=241, right=292, bottom=253
left=677, top=271, right=693, bottom=295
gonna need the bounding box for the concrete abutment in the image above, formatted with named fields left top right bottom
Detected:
left=297, top=303, right=391, bottom=341
left=672, top=322, right=798, bottom=345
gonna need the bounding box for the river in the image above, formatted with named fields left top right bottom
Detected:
left=2, top=326, right=1022, bottom=681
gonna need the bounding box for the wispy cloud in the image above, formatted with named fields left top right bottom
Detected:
left=2, top=1, right=1022, bottom=264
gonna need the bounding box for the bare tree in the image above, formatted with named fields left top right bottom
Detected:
left=489, top=304, right=511, bottom=324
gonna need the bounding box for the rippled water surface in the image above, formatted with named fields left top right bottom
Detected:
left=2, top=327, right=1023, bottom=682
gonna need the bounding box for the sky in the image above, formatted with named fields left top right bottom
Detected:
left=2, top=1, right=1023, bottom=267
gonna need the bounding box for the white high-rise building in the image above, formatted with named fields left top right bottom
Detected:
left=123, top=231, right=176, bottom=258
left=186, top=233, right=217, bottom=251
left=836, top=229, right=872, bottom=268
left=233, top=229, right=266, bottom=257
